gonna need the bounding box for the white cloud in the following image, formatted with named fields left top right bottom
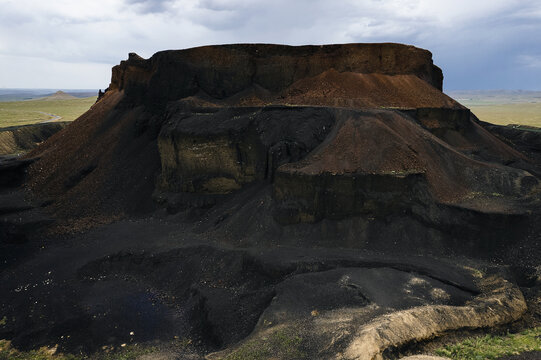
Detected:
left=517, top=54, right=541, bottom=68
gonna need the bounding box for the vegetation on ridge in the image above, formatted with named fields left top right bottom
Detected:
left=224, top=328, right=306, bottom=360
left=0, top=339, right=160, bottom=360
left=435, top=327, right=541, bottom=359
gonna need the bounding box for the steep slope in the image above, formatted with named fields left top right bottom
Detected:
left=26, top=90, right=160, bottom=220
left=278, top=70, right=458, bottom=109
left=274, top=110, right=536, bottom=223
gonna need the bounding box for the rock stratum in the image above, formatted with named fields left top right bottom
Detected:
left=0, top=122, right=68, bottom=156
left=1, top=43, right=540, bottom=359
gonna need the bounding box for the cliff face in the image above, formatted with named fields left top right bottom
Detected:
left=25, top=43, right=541, bottom=253
left=0, top=122, right=68, bottom=155
left=158, top=106, right=335, bottom=194
left=110, top=43, right=444, bottom=104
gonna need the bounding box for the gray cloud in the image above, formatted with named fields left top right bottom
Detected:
left=0, top=0, right=539, bottom=89
left=124, top=0, right=174, bottom=13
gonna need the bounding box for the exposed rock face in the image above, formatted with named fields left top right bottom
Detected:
left=24, top=43, right=541, bottom=256
left=110, top=44, right=444, bottom=105
left=0, top=122, right=68, bottom=155
left=158, top=106, right=335, bottom=193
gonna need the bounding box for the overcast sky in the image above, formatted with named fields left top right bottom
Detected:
left=0, top=0, right=540, bottom=90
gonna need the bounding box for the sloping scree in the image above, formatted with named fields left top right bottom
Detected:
left=342, top=276, right=526, bottom=360
left=207, top=270, right=525, bottom=360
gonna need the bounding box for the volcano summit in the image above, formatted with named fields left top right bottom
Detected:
left=1, top=44, right=540, bottom=360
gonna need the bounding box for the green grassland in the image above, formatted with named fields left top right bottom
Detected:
left=436, top=327, right=541, bottom=359
left=0, top=97, right=96, bottom=128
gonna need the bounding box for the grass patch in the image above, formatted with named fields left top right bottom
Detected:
left=0, top=97, right=95, bottom=127
left=0, top=340, right=78, bottom=360
left=84, top=344, right=158, bottom=360
left=224, top=328, right=306, bottom=360
left=0, top=340, right=159, bottom=360
left=436, top=327, right=541, bottom=360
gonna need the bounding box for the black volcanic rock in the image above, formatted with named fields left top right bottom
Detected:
left=20, top=43, right=541, bottom=257
left=110, top=43, right=444, bottom=106
left=158, top=106, right=335, bottom=193
left=0, top=42, right=538, bottom=360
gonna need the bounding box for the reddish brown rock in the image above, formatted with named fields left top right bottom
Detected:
left=273, top=109, right=536, bottom=224
left=110, top=43, right=444, bottom=104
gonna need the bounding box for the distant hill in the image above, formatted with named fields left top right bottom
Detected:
left=447, top=89, right=541, bottom=105
left=34, top=90, right=78, bottom=101
left=0, top=89, right=98, bottom=102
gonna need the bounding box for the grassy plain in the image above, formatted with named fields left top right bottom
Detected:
left=467, top=103, right=541, bottom=127
left=448, top=90, right=541, bottom=127
left=0, top=97, right=96, bottom=128
left=2, top=90, right=540, bottom=128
